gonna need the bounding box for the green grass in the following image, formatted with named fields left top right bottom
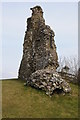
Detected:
left=2, top=79, right=79, bottom=118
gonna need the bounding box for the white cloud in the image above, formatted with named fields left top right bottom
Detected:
left=1, top=2, right=78, bottom=79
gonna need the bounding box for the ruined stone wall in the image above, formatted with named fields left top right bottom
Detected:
left=19, top=6, right=58, bottom=80
left=18, top=6, right=71, bottom=96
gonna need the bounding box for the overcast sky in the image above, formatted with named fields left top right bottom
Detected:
left=1, top=2, right=78, bottom=79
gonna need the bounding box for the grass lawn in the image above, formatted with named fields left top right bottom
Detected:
left=2, top=79, right=79, bottom=118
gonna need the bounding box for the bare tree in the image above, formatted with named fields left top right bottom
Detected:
left=57, top=56, right=78, bottom=76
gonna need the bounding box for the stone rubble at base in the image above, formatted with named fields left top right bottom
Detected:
left=18, top=6, right=71, bottom=96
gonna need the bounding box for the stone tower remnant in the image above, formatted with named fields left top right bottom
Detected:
left=18, top=6, right=71, bottom=96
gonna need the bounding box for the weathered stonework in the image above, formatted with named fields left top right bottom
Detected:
left=18, top=6, right=71, bottom=96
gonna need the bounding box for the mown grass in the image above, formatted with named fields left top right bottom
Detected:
left=0, top=80, right=2, bottom=119
left=2, top=79, right=79, bottom=118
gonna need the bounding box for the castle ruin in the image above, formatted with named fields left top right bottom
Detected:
left=18, top=6, right=71, bottom=96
